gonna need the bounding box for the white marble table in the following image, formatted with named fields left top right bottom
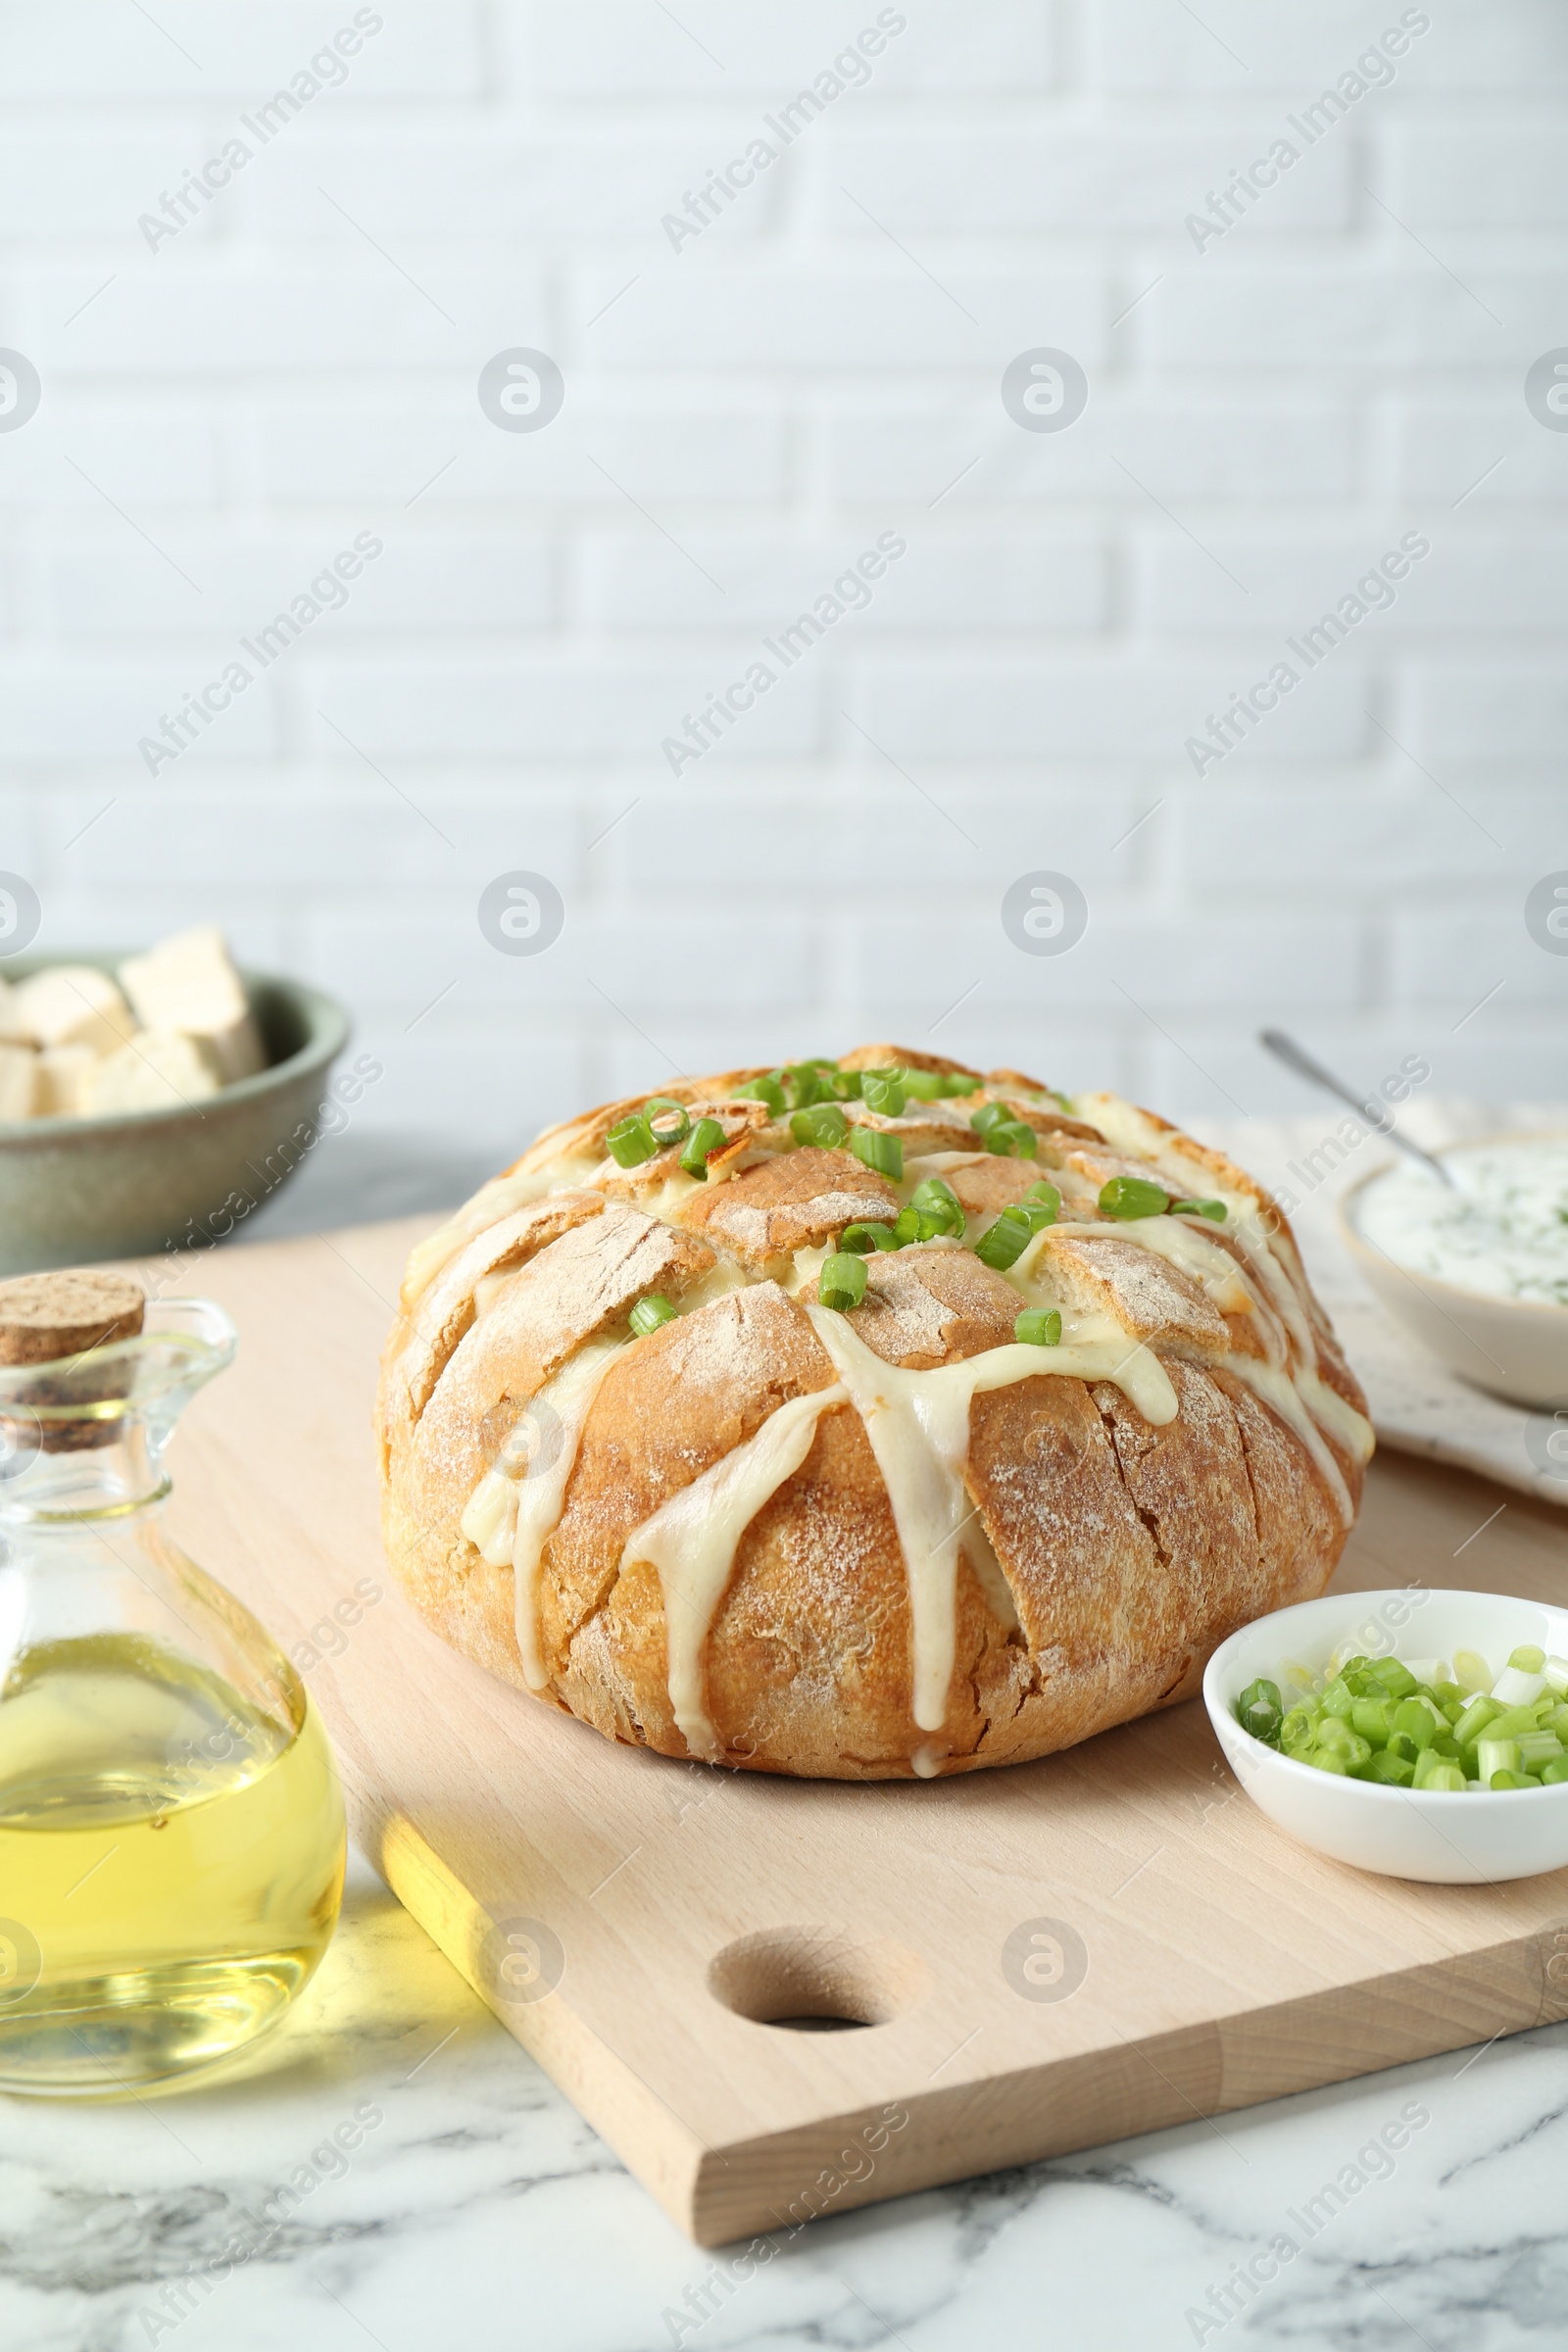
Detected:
left=5, top=1847, right=1564, bottom=2352
left=9, top=1133, right=1565, bottom=2351
left=6, top=1835, right=1560, bottom=2352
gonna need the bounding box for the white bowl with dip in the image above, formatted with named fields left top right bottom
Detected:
left=1339, top=1134, right=1568, bottom=1410
left=1204, top=1589, right=1568, bottom=1883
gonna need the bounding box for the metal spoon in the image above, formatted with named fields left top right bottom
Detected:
left=1258, top=1029, right=1456, bottom=1189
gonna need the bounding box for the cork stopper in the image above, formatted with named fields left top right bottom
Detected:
left=0, top=1270, right=146, bottom=1368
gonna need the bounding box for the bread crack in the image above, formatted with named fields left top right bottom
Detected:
left=1089, top=1379, right=1176, bottom=1583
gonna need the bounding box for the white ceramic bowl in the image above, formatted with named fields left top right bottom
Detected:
left=1204, top=1589, right=1568, bottom=1884
left=1339, top=1138, right=1568, bottom=1411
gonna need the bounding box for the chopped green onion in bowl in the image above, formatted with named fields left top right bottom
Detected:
left=1234, top=1642, right=1568, bottom=1791
left=1238, top=1677, right=1284, bottom=1742
left=1206, top=1594, right=1568, bottom=1881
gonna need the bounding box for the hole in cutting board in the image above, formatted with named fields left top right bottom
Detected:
left=708, top=1927, right=929, bottom=2032
left=764, top=2014, right=869, bottom=2034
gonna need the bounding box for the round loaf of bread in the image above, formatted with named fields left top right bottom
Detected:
left=375, top=1048, right=1372, bottom=1780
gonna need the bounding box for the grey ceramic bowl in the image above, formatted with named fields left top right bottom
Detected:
left=0, top=956, right=350, bottom=1273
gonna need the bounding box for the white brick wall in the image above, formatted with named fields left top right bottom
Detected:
left=2, top=0, right=1566, bottom=1157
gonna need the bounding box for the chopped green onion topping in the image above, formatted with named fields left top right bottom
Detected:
left=859, top=1068, right=907, bottom=1118
left=828, top=1068, right=863, bottom=1100
left=782, top=1062, right=837, bottom=1110
left=849, top=1124, right=903, bottom=1180
left=943, top=1072, right=982, bottom=1096
left=1052, top=1090, right=1074, bottom=1111
left=986, top=1120, right=1038, bottom=1158
left=789, top=1102, right=849, bottom=1149
left=1169, top=1197, right=1227, bottom=1222
left=678, top=1116, right=726, bottom=1178
left=628, top=1294, right=677, bottom=1338
left=642, top=1097, right=691, bottom=1148
left=1099, top=1175, right=1170, bottom=1220
left=898, top=1068, right=951, bottom=1101
left=970, top=1102, right=1009, bottom=1135
left=818, top=1253, right=867, bottom=1311
left=1014, top=1307, right=1062, bottom=1348
left=840, top=1220, right=899, bottom=1254
left=606, top=1111, right=660, bottom=1168
left=1023, top=1181, right=1061, bottom=1223
left=974, top=1204, right=1036, bottom=1271
left=908, top=1176, right=965, bottom=1238
left=734, top=1073, right=787, bottom=1117
left=893, top=1204, right=950, bottom=1245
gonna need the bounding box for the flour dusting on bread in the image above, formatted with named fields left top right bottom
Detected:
left=375, top=1049, right=1371, bottom=1781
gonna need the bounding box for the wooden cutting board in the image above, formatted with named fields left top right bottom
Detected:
left=155, top=1218, right=1568, bottom=2247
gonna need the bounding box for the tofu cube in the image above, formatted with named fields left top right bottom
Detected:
left=0, top=1042, right=40, bottom=1120
left=10, top=964, right=138, bottom=1056
left=85, top=1030, right=222, bottom=1118
left=36, top=1043, right=100, bottom=1116
left=119, top=926, right=265, bottom=1085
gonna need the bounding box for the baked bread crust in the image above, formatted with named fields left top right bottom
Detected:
left=376, top=1051, right=1371, bottom=1780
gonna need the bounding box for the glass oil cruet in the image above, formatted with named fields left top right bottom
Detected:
left=0, top=1267, right=345, bottom=2094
